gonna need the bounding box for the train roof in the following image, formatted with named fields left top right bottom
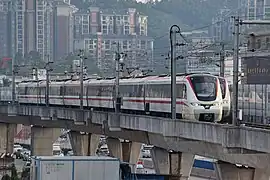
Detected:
left=17, top=73, right=219, bottom=87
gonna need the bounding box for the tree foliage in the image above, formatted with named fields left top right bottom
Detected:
left=1, top=174, right=11, bottom=180
left=11, top=164, right=19, bottom=180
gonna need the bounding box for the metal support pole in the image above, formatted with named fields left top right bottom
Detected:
left=45, top=55, right=52, bottom=107
left=170, top=25, right=180, bottom=120
left=220, top=43, right=225, bottom=77
left=11, top=59, right=15, bottom=105
left=33, top=68, right=39, bottom=105
left=115, top=42, right=121, bottom=113
left=79, top=50, right=84, bottom=110
left=232, top=17, right=240, bottom=126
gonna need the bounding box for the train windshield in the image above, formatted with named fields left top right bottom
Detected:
left=190, top=76, right=217, bottom=101
left=219, top=78, right=226, bottom=99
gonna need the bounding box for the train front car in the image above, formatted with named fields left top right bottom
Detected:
left=185, top=74, right=223, bottom=122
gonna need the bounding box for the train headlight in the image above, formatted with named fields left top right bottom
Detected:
left=213, top=103, right=220, bottom=106
left=191, top=103, right=199, bottom=106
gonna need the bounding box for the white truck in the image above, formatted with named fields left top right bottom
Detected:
left=30, top=156, right=120, bottom=180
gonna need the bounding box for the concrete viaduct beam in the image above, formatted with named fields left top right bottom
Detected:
left=31, top=126, right=61, bottom=156
left=68, top=131, right=100, bottom=156
left=150, top=147, right=194, bottom=180
left=216, top=161, right=270, bottom=180
left=0, top=123, right=16, bottom=153
left=106, top=137, right=141, bottom=169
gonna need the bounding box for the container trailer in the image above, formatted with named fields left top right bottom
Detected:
left=30, top=156, right=120, bottom=180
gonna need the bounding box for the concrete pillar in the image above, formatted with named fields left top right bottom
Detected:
left=150, top=147, right=194, bottom=180
left=0, top=123, right=16, bottom=153
left=107, top=138, right=141, bottom=165
left=121, top=141, right=141, bottom=163
left=31, top=127, right=61, bottom=156
left=216, top=161, right=270, bottom=180
left=107, top=137, right=123, bottom=160
left=68, top=131, right=100, bottom=156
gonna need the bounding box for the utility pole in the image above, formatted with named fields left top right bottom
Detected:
left=220, top=43, right=225, bottom=77
left=115, top=42, right=122, bottom=115
left=11, top=57, right=16, bottom=105
left=169, top=25, right=181, bottom=120
left=78, top=50, right=85, bottom=110
left=33, top=67, right=39, bottom=105
left=232, top=16, right=240, bottom=126
left=45, top=55, right=53, bottom=107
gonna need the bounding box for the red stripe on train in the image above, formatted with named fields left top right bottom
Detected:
left=18, top=96, right=188, bottom=106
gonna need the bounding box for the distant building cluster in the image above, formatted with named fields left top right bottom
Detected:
left=73, top=7, right=153, bottom=74
left=0, top=0, right=153, bottom=74
left=210, top=0, right=270, bottom=42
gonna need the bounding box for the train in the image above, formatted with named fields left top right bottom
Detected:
left=13, top=73, right=226, bottom=122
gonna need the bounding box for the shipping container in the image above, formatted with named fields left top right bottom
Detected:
left=30, top=156, right=120, bottom=180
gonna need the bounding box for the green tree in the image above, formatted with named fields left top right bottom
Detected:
left=1, top=174, right=11, bottom=180
left=11, top=164, right=19, bottom=180
left=14, top=52, right=24, bottom=65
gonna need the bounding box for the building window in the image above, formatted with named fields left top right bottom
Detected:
left=82, top=25, right=89, bottom=34
left=124, top=26, right=129, bottom=35
left=102, top=25, right=108, bottom=34
left=38, top=16, right=43, bottom=21
left=123, top=40, right=128, bottom=49
left=105, top=40, right=110, bottom=49
left=141, top=40, right=146, bottom=49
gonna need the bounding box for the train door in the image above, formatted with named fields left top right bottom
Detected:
left=86, top=84, right=89, bottom=107
left=143, top=84, right=150, bottom=114
left=37, top=82, right=41, bottom=104
left=60, top=85, right=65, bottom=105
left=182, top=84, right=189, bottom=119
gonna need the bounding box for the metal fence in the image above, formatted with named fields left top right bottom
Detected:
left=238, top=84, right=269, bottom=124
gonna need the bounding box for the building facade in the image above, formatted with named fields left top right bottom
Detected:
left=0, top=0, right=15, bottom=59
left=247, top=0, right=270, bottom=20
left=210, top=8, right=234, bottom=42
left=0, top=0, right=75, bottom=64
left=73, top=7, right=153, bottom=75
left=53, top=1, right=76, bottom=61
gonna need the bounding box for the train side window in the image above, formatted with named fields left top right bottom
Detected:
left=183, top=84, right=187, bottom=99
left=40, top=87, right=46, bottom=95
left=163, top=84, right=170, bottom=98
left=83, top=86, right=87, bottom=96
left=60, top=86, right=64, bottom=96
left=176, top=84, right=184, bottom=98
left=136, top=85, right=143, bottom=97
left=147, top=84, right=162, bottom=98
left=120, top=85, right=132, bottom=97
left=100, top=85, right=113, bottom=96
left=25, top=87, right=28, bottom=94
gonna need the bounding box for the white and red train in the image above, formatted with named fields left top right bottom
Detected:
left=13, top=73, right=227, bottom=122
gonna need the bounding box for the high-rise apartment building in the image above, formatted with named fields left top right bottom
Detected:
left=210, top=8, right=234, bottom=42
left=0, top=0, right=14, bottom=59
left=13, top=0, right=54, bottom=60
left=52, top=1, right=76, bottom=60
left=9, top=0, right=75, bottom=62
left=73, top=7, right=153, bottom=75
left=246, top=0, right=270, bottom=20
